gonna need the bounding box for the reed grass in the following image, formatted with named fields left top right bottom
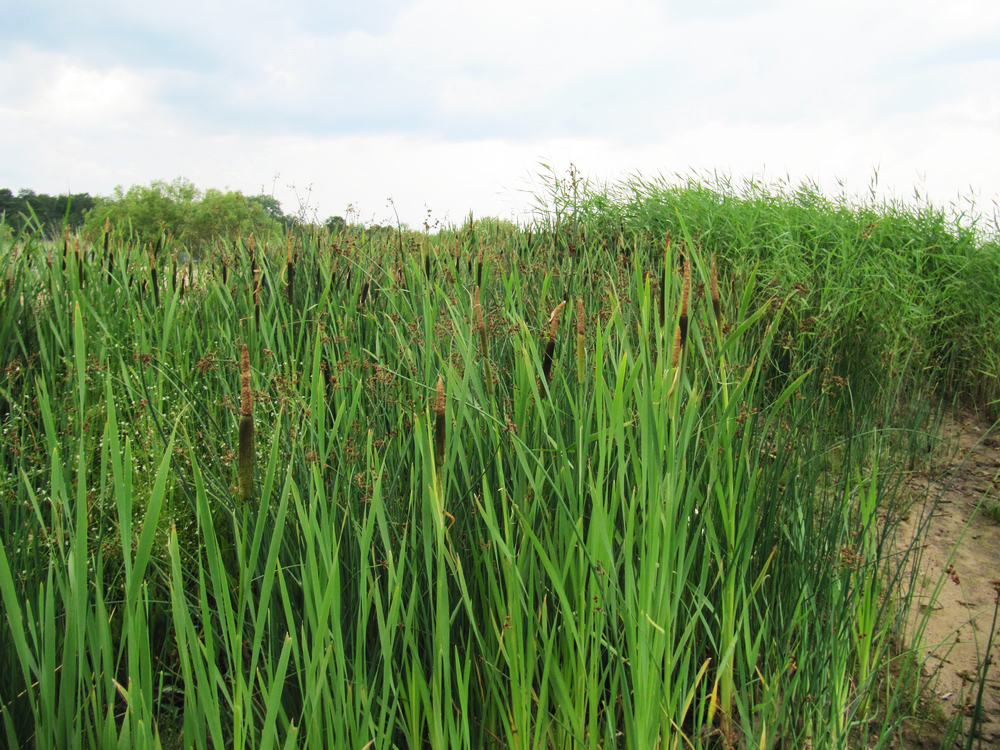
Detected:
left=0, top=174, right=997, bottom=748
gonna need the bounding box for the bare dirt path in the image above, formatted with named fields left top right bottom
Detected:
left=901, top=412, right=1000, bottom=747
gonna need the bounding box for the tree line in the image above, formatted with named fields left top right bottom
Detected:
left=1, top=178, right=352, bottom=248
left=0, top=188, right=96, bottom=235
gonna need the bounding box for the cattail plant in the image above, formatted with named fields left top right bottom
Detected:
left=542, top=300, right=567, bottom=384
left=711, top=255, right=722, bottom=333
left=62, top=225, right=69, bottom=273
left=669, top=252, right=692, bottom=368
left=576, top=298, right=586, bottom=385
left=659, top=231, right=671, bottom=327
left=238, top=344, right=254, bottom=504
left=219, top=239, right=228, bottom=286
left=434, top=374, right=446, bottom=472
left=474, top=287, right=494, bottom=396
left=75, top=235, right=85, bottom=289
left=358, top=266, right=372, bottom=310
left=104, top=217, right=113, bottom=284
left=248, top=232, right=256, bottom=278
left=253, top=264, right=262, bottom=327
left=285, top=235, right=295, bottom=305
left=149, top=242, right=160, bottom=307
left=671, top=252, right=691, bottom=367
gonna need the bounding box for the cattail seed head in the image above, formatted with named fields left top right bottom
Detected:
left=475, top=287, right=494, bottom=396
left=671, top=324, right=682, bottom=367
left=286, top=236, right=295, bottom=304
left=238, top=344, right=254, bottom=503
left=542, top=300, right=566, bottom=384
left=659, top=231, right=671, bottom=327
left=681, top=252, right=691, bottom=318
left=711, top=255, right=722, bottom=329
left=434, top=375, right=446, bottom=469
left=240, top=344, right=252, bottom=416
left=547, top=300, right=567, bottom=342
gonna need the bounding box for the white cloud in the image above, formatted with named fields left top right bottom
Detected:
left=2, top=0, right=999, bottom=229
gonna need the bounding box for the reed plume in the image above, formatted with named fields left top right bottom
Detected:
left=238, top=344, right=254, bottom=504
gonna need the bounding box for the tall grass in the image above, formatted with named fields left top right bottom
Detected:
left=0, top=175, right=997, bottom=748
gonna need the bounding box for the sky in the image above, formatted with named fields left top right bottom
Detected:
left=2, top=0, right=999, bottom=230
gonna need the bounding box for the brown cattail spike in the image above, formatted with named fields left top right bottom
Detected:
left=547, top=300, right=567, bottom=342
left=475, top=287, right=494, bottom=396
left=149, top=243, right=160, bottom=307
left=240, top=345, right=252, bottom=416
left=576, top=298, right=586, bottom=385
left=660, top=231, right=671, bottom=327
left=105, top=218, right=114, bottom=282
left=671, top=324, right=682, bottom=368
left=285, top=236, right=295, bottom=304
left=543, top=300, right=567, bottom=383
left=238, top=344, right=254, bottom=503
left=434, top=375, right=446, bottom=470
left=677, top=252, right=691, bottom=353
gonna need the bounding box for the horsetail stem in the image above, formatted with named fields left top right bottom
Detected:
left=238, top=344, right=254, bottom=504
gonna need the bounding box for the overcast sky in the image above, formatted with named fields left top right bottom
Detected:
left=2, top=0, right=999, bottom=229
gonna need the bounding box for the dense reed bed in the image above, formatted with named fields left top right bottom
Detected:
left=0, top=176, right=998, bottom=748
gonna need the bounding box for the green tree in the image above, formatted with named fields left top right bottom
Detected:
left=0, top=188, right=95, bottom=235
left=324, top=215, right=347, bottom=234
left=84, top=178, right=284, bottom=250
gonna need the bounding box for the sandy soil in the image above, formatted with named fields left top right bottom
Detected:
left=899, top=412, right=1000, bottom=747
